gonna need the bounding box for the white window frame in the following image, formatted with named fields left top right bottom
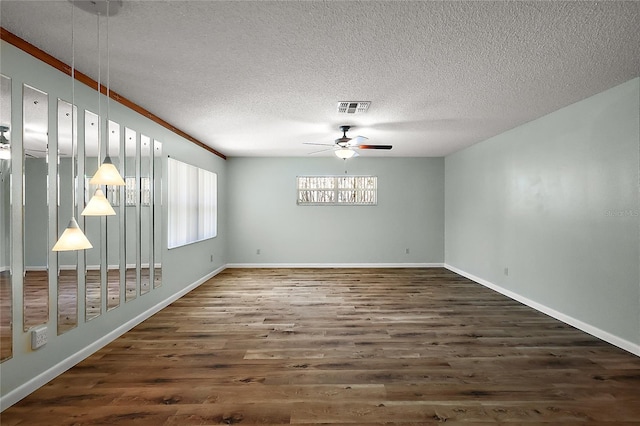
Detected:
left=167, top=158, right=217, bottom=249
left=297, top=175, right=377, bottom=206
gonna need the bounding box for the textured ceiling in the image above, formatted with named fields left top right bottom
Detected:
left=2, top=1, right=639, bottom=158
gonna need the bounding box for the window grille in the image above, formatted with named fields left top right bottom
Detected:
left=297, top=176, right=377, bottom=206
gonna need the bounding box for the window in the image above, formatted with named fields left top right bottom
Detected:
left=297, top=176, right=377, bottom=206
left=167, top=158, right=217, bottom=248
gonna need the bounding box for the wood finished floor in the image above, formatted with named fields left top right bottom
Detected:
left=2, top=268, right=640, bottom=425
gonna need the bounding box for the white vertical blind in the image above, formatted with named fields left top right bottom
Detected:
left=198, top=167, right=217, bottom=239
left=168, top=158, right=217, bottom=248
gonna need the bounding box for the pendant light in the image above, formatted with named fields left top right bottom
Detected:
left=53, top=2, right=92, bottom=251
left=90, top=0, right=125, bottom=187
left=83, top=7, right=116, bottom=216
left=82, top=188, right=115, bottom=215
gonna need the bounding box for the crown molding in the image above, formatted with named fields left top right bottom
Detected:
left=0, top=27, right=226, bottom=160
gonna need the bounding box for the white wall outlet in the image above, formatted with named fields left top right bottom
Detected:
left=31, top=326, right=48, bottom=349
left=504, top=267, right=509, bottom=276
left=256, top=249, right=261, bottom=255
left=210, top=254, right=214, bottom=262
left=405, top=248, right=410, bottom=254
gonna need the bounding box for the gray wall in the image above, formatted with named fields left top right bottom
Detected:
left=227, top=157, right=444, bottom=265
left=0, top=40, right=227, bottom=404
left=445, top=78, right=640, bottom=347
left=3, top=32, right=639, bottom=409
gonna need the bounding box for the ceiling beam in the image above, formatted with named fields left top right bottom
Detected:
left=0, top=27, right=226, bottom=160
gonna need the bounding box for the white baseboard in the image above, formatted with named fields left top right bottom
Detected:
left=13, top=262, right=635, bottom=410
left=24, top=266, right=47, bottom=272
left=444, top=263, right=640, bottom=357
left=226, top=262, right=444, bottom=268
left=0, top=265, right=226, bottom=411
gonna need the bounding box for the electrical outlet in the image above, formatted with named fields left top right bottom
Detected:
left=256, top=249, right=261, bottom=255
left=405, top=248, right=410, bottom=254
left=504, top=267, right=509, bottom=276
left=210, top=254, right=214, bottom=262
left=31, top=326, right=48, bottom=349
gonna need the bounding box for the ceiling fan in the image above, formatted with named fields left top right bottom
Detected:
left=304, top=125, right=392, bottom=159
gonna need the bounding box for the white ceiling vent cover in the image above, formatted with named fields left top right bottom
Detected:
left=337, top=101, right=371, bottom=114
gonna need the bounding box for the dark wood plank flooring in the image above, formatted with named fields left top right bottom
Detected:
left=2, top=268, right=639, bottom=424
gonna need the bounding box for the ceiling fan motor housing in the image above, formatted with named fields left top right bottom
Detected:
left=336, top=125, right=352, bottom=146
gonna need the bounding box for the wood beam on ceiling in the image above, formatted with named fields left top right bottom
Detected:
left=0, top=27, right=226, bottom=160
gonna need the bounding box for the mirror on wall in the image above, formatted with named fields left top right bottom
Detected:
left=23, top=85, right=49, bottom=331
left=124, top=127, right=137, bottom=302
left=9, top=81, right=165, bottom=337
left=84, top=110, right=101, bottom=321
left=153, top=140, right=162, bottom=289
left=140, top=135, right=151, bottom=295
left=1, top=75, right=13, bottom=361
left=106, top=120, right=121, bottom=311
left=57, top=100, right=79, bottom=334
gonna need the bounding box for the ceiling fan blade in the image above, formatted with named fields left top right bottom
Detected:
left=350, top=135, right=368, bottom=145
left=303, top=142, right=335, bottom=147
left=307, top=147, right=335, bottom=155
left=357, top=144, right=393, bottom=150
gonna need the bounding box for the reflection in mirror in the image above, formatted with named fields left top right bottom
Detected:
left=23, top=85, right=49, bottom=331
left=84, top=110, right=101, bottom=321
left=124, top=127, right=137, bottom=302
left=140, top=135, right=150, bottom=295
left=153, top=140, right=162, bottom=289
left=57, top=100, right=78, bottom=334
left=1, top=75, right=12, bottom=361
left=107, top=121, right=120, bottom=310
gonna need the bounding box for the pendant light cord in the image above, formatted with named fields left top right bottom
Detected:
left=106, top=0, right=110, bottom=157
left=97, top=12, right=101, bottom=162
left=71, top=2, right=76, bottom=212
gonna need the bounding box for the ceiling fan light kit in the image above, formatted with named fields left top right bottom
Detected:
left=335, top=147, right=356, bottom=159
left=304, top=125, right=393, bottom=158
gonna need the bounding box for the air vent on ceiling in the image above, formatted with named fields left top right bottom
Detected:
left=337, top=101, right=371, bottom=114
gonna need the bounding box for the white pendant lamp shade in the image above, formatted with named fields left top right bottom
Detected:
left=53, top=3, right=92, bottom=252
left=0, top=145, right=9, bottom=160
left=335, top=147, right=356, bottom=159
left=52, top=217, right=93, bottom=251
left=90, top=156, right=125, bottom=186
left=82, top=188, right=116, bottom=216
